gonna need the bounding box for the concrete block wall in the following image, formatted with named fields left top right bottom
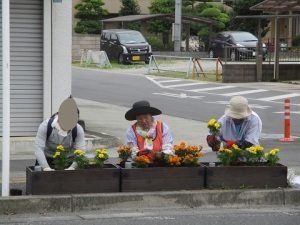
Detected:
left=72, top=34, right=101, bottom=62
left=222, top=64, right=300, bottom=83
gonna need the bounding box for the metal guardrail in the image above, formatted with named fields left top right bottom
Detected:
left=223, top=46, right=300, bottom=63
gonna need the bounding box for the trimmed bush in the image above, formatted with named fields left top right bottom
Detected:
left=292, top=35, right=300, bottom=47
left=145, top=36, right=164, bottom=51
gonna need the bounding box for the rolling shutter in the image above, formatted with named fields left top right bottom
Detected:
left=0, top=0, right=43, bottom=136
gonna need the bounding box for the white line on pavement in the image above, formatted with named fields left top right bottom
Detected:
left=258, top=93, right=300, bottom=101
left=222, top=89, right=268, bottom=96
left=190, top=86, right=236, bottom=92
left=158, top=79, right=182, bottom=83
left=165, top=82, right=207, bottom=88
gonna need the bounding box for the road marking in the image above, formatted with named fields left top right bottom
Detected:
left=158, top=79, right=182, bottom=83
left=165, top=82, right=207, bottom=88
left=273, top=111, right=300, bottom=114
left=222, top=89, right=268, bottom=96
left=153, top=92, right=203, bottom=99
left=258, top=93, right=300, bottom=101
left=190, top=86, right=236, bottom=92
left=205, top=101, right=271, bottom=109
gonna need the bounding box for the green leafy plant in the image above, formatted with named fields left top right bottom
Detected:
left=264, top=148, right=280, bottom=166
left=74, top=149, right=89, bottom=169
left=217, top=144, right=243, bottom=166
left=94, top=148, right=109, bottom=168
left=53, top=145, right=69, bottom=170
left=244, top=145, right=265, bottom=165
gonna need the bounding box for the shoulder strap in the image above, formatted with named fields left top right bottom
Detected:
left=46, top=112, right=59, bottom=140
left=46, top=112, right=78, bottom=142
left=71, top=125, right=77, bottom=142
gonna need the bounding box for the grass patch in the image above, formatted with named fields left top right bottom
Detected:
left=148, top=71, right=222, bottom=82
left=72, top=61, right=222, bottom=82
left=72, top=61, right=147, bottom=70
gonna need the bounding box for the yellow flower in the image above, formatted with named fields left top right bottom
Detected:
left=214, top=122, right=220, bottom=129
left=208, top=118, right=217, bottom=126
left=232, top=144, right=239, bottom=150
left=56, top=145, right=64, bottom=151
left=74, top=149, right=85, bottom=155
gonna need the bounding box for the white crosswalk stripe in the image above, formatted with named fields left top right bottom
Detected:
left=258, top=93, right=300, bottom=101
left=222, top=89, right=268, bottom=96
left=190, top=86, right=235, bottom=92
left=165, top=82, right=207, bottom=88
left=146, top=76, right=300, bottom=104
left=158, top=79, right=182, bottom=83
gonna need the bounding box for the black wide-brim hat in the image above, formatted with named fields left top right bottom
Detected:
left=125, top=100, right=162, bottom=121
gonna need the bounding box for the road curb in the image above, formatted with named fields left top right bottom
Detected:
left=0, top=189, right=299, bottom=215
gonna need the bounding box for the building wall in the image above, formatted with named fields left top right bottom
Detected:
left=52, top=1, right=72, bottom=112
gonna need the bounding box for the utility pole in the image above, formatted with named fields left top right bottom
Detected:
left=174, top=0, right=182, bottom=52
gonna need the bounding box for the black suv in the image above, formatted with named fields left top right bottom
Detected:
left=100, top=29, right=152, bottom=64
left=208, top=31, right=268, bottom=61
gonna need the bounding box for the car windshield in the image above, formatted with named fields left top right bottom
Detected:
left=119, top=32, right=146, bottom=44
left=232, top=32, right=258, bottom=42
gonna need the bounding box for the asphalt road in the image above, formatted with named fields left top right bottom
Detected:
left=72, top=67, right=300, bottom=136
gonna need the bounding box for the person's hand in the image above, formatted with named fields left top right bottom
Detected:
left=224, top=139, right=236, bottom=148
left=207, top=135, right=219, bottom=147
left=207, top=135, right=221, bottom=152
left=138, top=150, right=150, bottom=156
left=65, top=166, right=75, bottom=170
left=43, top=167, right=55, bottom=171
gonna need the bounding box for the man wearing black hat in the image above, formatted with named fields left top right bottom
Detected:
left=35, top=97, right=86, bottom=171
left=125, top=100, right=174, bottom=162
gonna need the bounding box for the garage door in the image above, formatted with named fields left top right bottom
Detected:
left=0, top=0, right=43, bottom=136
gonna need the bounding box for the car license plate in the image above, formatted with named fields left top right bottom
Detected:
left=253, top=52, right=256, bottom=56
left=132, top=56, right=140, bottom=61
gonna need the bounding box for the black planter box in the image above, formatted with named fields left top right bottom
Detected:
left=26, top=164, right=121, bottom=195
left=204, top=163, right=288, bottom=189
left=121, top=166, right=205, bottom=192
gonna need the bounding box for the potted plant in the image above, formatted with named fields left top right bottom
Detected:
left=206, top=145, right=287, bottom=189
left=120, top=142, right=205, bottom=192
left=117, top=145, right=132, bottom=168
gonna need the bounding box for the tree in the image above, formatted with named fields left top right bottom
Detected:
left=74, top=0, right=108, bottom=34
left=181, top=2, right=230, bottom=48
left=147, top=0, right=175, bottom=45
left=119, top=0, right=141, bottom=30
left=229, top=0, right=269, bottom=37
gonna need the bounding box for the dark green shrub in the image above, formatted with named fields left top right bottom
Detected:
left=145, top=36, right=164, bottom=51
left=292, top=35, right=300, bottom=47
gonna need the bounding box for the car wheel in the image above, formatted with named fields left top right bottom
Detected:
left=118, top=54, right=124, bottom=64
left=209, top=50, right=214, bottom=58
left=230, top=51, right=236, bottom=61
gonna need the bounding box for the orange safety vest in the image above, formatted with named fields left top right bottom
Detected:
left=133, top=121, right=163, bottom=161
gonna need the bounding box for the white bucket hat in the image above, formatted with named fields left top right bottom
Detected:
left=225, top=96, right=252, bottom=119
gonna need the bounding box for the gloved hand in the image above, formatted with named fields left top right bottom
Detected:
left=138, top=150, right=150, bottom=156
left=65, top=166, right=75, bottom=170
left=43, top=167, right=55, bottom=171
left=207, top=135, right=219, bottom=147
left=224, top=139, right=236, bottom=148
left=206, top=135, right=221, bottom=152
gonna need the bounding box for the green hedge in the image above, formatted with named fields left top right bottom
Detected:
left=145, top=36, right=164, bottom=51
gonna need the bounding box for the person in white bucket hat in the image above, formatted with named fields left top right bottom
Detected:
left=207, top=96, right=262, bottom=151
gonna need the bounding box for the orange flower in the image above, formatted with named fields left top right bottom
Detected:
left=136, top=155, right=150, bottom=168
